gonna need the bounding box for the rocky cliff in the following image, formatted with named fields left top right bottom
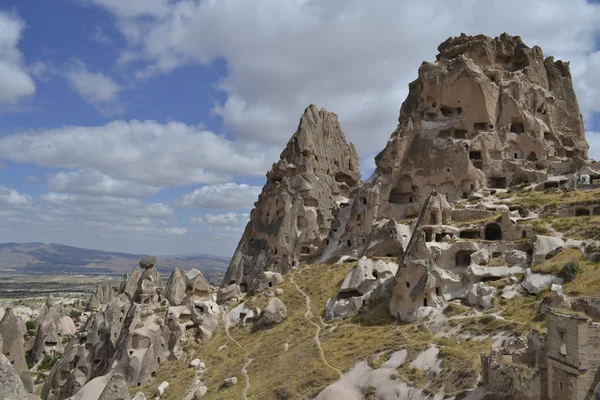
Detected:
left=333, top=33, right=591, bottom=260
left=222, top=104, right=360, bottom=291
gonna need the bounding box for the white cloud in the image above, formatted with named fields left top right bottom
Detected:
left=40, top=192, right=174, bottom=218
left=0, top=185, right=32, bottom=207
left=65, top=59, right=122, bottom=114
left=190, top=212, right=250, bottom=226
left=92, top=0, right=600, bottom=157
left=0, top=120, right=279, bottom=190
left=48, top=169, right=160, bottom=197
left=0, top=11, right=36, bottom=104
left=164, top=227, right=188, bottom=235
left=181, top=183, right=261, bottom=210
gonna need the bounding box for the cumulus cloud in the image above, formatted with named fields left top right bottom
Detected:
left=181, top=183, right=261, bottom=210
left=0, top=11, right=36, bottom=104
left=40, top=192, right=174, bottom=218
left=190, top=212, right=250, bottom=226
left=0, top=120, right=279, bottom=190
left=48, top=169, right=161, bottom=197
left=65, top=59, right=122, bottom=113
left=0, top=185, right=32, bottom=207
left=91, top=0, right=600, bottom=157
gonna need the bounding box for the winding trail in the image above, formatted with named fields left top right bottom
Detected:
left=289, top=275, right=342, bottom=377
left=224, top=316, right=253, bottom=400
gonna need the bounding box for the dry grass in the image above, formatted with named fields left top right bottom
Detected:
left=507, top=188, right=600, bottom=210
left=454, top=212, right=501, bottom=227
left=531, top=248, right=584, bottom=274
left=548, top=216, right=600, bottom=240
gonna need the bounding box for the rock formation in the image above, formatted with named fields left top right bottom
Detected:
left=0, top=353, right=29, bottom=400
left=222, top=105, right=360, bottom=291
left=334, top=33, right=593, bottom=260
left=31, top=295, right=77, bottom=364
left=0, top=308, right=28, bottom=372
left=42, top=256, right=219, bottom=400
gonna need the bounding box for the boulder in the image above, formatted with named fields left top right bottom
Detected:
left=0, top=354, right=28, bottom=400
left=156, top=381, right=169, bottom=398
left=252, top=271, right=284, bottom=292
left=259, top=297, right=288, bottom=326
left=98, top=374, right=131, bottom=400
left=217, top=284, right=242, bottom=304
left=533, top=236, right=565, bottom=264
left=194, top=386, right=208, bottom=399
left=521, top=268, right=564, bottom=294
left=471, top=248, right=490, bottom=265
left=189, top=358, right=201, bottom=368
left=139, top=256, right=157, bottom=269
left=223, top=377, right=238, bottom=387
left=505, top=250, right=528, bottom=266
left=466, top=283, right=496, bottom=309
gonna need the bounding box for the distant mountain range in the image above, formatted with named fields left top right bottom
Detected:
left=0, top=242, right=230, bottom=283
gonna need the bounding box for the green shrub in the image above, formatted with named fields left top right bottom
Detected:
left=560, top=261, right=579, bottom=282
left=69, top=310, right=82, bottom=319
left=39, top=354, right=60, bottom=371
left=25, top=320, right=36, bottom=331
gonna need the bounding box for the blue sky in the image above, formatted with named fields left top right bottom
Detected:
left=0, top=0, right=599, bottom=256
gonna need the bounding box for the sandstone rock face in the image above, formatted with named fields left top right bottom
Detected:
left=164, top=268, right=187, bottom=306
left=216, top=284, right=242, bottom=305
left=0, top=308, right=27, bottom=372
left=338, top=33, right=589, bottom=253
left=222, top=105, right=360, bottom=290
left=31, top=296, right=77, bottom=364
left=0, top=353, right=28, bottom=400
left=325, top=257, right=398, bottom=319
left=252, top=271, right=284, bottom=293
left=98, top=373, right=131, bottom=400
left=42, top=257, right=181, bottom=400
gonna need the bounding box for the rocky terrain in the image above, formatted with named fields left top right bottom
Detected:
left=2, top=33, right=600, bottom=400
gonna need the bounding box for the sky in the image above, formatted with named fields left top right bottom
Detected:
left=0, top=0, right=599, bottom=257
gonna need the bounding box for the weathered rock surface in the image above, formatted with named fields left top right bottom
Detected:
left=258, top=297, right=288, bottom=326
left=325, top=257, right=398, bottom=319
left=0, top=308, right=28, bottom=372
left=337, top=33, right=590, bottom=255
left=252, top=271, right=284, bottom=293
left=0, top=353, right=28, bottom=400
left=98, top=374, right=131, bottom=400
left=164, top=268, right=187, bottom=306
left=222, top=105, right=360, bottom=290
left=217, top=284, right=242, bottom=305
left=31, top=295, right=77, bottom=364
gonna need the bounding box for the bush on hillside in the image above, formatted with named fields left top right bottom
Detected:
left=559, top=261, right=579, bottom=282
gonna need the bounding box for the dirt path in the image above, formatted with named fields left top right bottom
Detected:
left=224, top=316, right=253, bottom=400
left=289, top=275, right=342, bottom=377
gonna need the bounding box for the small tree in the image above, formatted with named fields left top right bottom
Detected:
left=69, top=310, right=82, bottom=319
left=560, top=261, right=579, bottom=282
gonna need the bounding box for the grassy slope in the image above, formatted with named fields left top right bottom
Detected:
left=132, top=189, right=600, bottom=399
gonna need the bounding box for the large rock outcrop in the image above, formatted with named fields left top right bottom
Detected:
left=222, top=105, right=360, bottom=290
left=0, top=353, right=28, bottom=400
left=338, top=33, right=590, bottom=253
left=30, top=295, right=77, bottom=365
left=0, top=308, right=28, bottom=372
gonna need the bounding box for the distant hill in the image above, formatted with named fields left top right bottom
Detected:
left=0, top=242, right=230, bottom=283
